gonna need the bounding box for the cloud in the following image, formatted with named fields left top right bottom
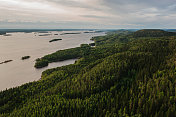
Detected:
left=0, top=0, right=175, bottom=28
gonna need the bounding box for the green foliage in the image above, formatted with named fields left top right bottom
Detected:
left=21, top=56, right=30, bottom=60
left=35, top=59, right=49, bottom=68
left=1, top=30, right=176, bottom=117
left=132, top=29, right=176, bottom=37
left=34, top=46, right=85, bottom=68
left=49, top=39, right=62, bottom=43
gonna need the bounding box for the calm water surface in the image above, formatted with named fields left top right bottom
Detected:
left=0, top=31, right=105, bottom=91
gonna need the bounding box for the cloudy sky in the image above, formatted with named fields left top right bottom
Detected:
left=0, top=0, right=176, bottom=29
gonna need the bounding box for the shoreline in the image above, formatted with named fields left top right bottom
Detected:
left=0, top=32, right=105, bottom=91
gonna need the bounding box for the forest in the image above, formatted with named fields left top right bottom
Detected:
left=1, top=29, right=176, bottom=117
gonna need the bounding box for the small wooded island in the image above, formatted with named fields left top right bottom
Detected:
left=38, top=34, right=52, bottom=36
left=0, top=60, right=13, bottom=64
left=21, top=56, right=30, bottom=60
left=60, top=32, right=81, bottom=35
left=49, top=39, right=62, bottom=43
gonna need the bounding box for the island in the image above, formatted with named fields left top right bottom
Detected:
left=39, top=34, right=52, bottom=36
left=60, top=32, right=81, bottom=35
left=94, top=30, right=104, bottom=33
left=0, top=60, right=13, bottom=64
left=84, top=31, right=94, bottom=33
left=49, top=39, right=62, bottom=43
left=21, top=56, right=30, bottom=60
left=83, top=30, right=104, bottom=34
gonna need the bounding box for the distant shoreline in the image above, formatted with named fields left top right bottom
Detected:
left=0, top=29, right=175, bottom=35
left=0, top=29, right=104, bottom=33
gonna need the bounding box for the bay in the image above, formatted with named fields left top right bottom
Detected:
left=0, top=31, right=105, bottom=91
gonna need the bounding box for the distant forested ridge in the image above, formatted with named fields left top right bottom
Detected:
left=0, top=32, right=6, bottom=35
left=132, top=29, right=176, bottom=37
left=1, top=29, right=176, bottom=117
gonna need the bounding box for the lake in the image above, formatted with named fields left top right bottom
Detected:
left=0, top=31, right=105, bottom=91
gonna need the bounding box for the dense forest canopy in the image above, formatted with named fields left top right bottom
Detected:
left=1, top=29, right=176, bottom=117
left=132, top=29, right=176, bottom=37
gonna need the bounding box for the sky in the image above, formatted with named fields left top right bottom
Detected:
left=0, top=0, right=176, bottom=29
